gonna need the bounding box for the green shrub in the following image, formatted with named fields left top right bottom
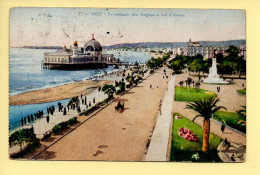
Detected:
left=116, top=89, right=124, bottom=95
left=80, top=105, right=100, bottom=116
left=103, top=98, right=109, bottom=104
left=9, top=128, right=38, bottom=148
left=52, top=117, right=78, bottom=135
left=68, top=117, right=77, bottom=126
left=237, top=89, right=246, bottom=95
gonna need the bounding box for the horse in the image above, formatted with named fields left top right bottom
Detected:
left=115, top=102, right=124, bottom=113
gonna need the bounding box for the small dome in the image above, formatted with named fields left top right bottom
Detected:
left=84, top=34, right=102, bottom=52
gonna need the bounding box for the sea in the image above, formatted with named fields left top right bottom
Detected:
left=9, top=48, right=151, bottom=130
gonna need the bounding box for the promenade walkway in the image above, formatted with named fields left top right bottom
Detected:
left=145, top=72, right=174, bottom=161
left=9, top=88, right=107, bottom=155
left=33, top=68, right=169, bottom=160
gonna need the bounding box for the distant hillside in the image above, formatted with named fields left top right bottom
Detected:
left=23, top=46, right=63, bottom=49
left=103, top=40, right=246, bottom=49
left=21, top=40, right=245, bottom=50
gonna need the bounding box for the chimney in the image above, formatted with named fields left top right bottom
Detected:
left=92, top=34, right=95, bottom=40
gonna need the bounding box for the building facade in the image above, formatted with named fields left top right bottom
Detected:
left=187, top=38, right=228, bottom=59
left=43, top=34, right=117, bottom=69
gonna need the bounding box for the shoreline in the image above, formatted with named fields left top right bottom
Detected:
left=9, top=67, right=133, bottom=106
left=9, top=80, right=112, bottom=106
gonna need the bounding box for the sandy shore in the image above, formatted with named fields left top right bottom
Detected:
left=9, top=80, right=112, bottom=106
left=9, top=67, right=135, bottom=106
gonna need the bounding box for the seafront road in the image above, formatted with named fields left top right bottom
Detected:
left=34, top=67, right=170, bottom=160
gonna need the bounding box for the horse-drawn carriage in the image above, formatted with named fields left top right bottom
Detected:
left=115, top=101, right=124, bottom=112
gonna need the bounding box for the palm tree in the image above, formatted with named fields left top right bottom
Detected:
left=179, top=81, right=184, bottom=88
left=186, top=77, right=193, bottom=92
left=236, top=106, right=246, bottom=124
left=186, top=97, right=227, bottom=152
left=192, top=79, right=195, bottom=88
left=195, top=82, right=201, bottom=92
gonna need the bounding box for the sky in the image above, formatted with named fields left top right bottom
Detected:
left=10, top=8, right=246, bottom=47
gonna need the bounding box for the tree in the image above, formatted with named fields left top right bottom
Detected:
left=179, top=81, right=184, bottom=88
left=186, top=77, right=193, bottom=92
left=192, top=79, right=195, bottom=88
left=226, top=45, right=239, bottom=60
left=195, top=82, right=201, bottom=92
left=236, top=106, right=246, bottom=123
left=119, top=81, right=126, bottom=91
left=146, top=57, right=164, bottom=69
left=216, top=53, right=224, bottom=64
left=189, top=54, right=204, bottom=73
left=186, top=97, right=227, bottom=152
left=9, top=128, right=38, bottom=151
left=102, top=85, right=116, bottom=99
left=169, top=55, right=186, bottom=73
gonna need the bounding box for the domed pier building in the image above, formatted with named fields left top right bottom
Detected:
left=43, top=34, right=118, bottom=69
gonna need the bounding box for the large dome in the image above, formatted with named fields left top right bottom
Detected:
left=84, top=34, right=102, bottom=52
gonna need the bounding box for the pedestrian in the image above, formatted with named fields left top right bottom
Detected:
left=46, top=115, right=50, bottom=123
left=242, top=83, right=244, bottom=88
left=93, top=97, right=95, bottom=104
left=23, top=117, right=26, bottom=125
left=221, top=120, right=226, bottom=133
left=63, top=108, right=67, bottom=115
left=150, top=85, right=152, bottom=88
left=21, top=118, right=24, bottom=126
left=217, top=86, right=220, bottom=93
left=89, top=101, right=91, bottom=107
left=27, top=116, right=31, bottom=123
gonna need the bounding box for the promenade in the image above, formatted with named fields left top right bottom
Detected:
left=145, top=73, right=174, bottom=161
left=34, top=68, right=170, bottom=160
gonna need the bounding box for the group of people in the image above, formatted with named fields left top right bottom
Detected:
left=90, top=68, right=128, bottom=80
left=66, top=94, right=96, bottom=114
left=20, top=110, right=44, bottom=126
left=47, top=105, right=55, bottom=115
left=18, top=78, right=105, bottom=128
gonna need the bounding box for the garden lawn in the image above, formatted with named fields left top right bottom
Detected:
left=213, top=111, right=246, bottom=133
left=237, top=89, right=246, bottom=95
left=170, top=113, right=222, bottom=162
left=175, top=86, right=217, bottom=102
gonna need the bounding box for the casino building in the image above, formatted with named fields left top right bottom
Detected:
left=43, top=34, right=118, bottom=69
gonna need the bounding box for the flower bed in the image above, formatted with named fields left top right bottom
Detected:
left=178, top=128, right=200, bottom=142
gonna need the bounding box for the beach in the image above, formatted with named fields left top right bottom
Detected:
left=9, top=80, right=112, bottom=106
